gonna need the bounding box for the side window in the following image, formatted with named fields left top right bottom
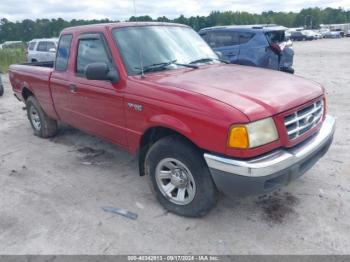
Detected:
left=46, top=41, right=56, bottom=51
left=208, top=31, right=240, bottom=48
left=55, top=34, right=72, bottom=71
left=239, top=33, right=255, bottom=44
left=76, top=37, right=111, bottom=75
left=37, top=41, right=47, bottom=52
left=28, top=42, right=36, bottom=50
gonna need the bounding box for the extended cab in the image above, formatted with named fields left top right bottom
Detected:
left=9, top=22, right=335, bottom=217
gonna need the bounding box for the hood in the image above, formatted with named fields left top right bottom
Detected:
left=144, top=64, right=323, bottom=121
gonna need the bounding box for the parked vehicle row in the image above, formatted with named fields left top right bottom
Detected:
left=287, top=28, right=346, bottom=41
left=9, top=22, right=335, bottom=217
left=323, top=31, right=342, bottom=39
left=0, top=41, right=26, bottom=50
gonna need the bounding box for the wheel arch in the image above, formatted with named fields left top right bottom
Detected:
left=21, top=85, right=35, bottom=101
left=138, top=124, right=200, bottom=177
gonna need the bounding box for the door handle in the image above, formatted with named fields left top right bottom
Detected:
left=69, top=84, right=77, bottom=93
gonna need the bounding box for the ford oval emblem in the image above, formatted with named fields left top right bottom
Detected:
left=305, top=114, right=315, bottom=124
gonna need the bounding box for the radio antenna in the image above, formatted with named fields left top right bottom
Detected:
left=133, top=0, right=137, bottom=16
left=133, top=0, right=145, bottom=78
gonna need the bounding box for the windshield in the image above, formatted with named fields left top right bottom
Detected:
left=112, top=26, right=218, bottom=75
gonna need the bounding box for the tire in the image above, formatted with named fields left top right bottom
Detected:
left=145, top=136, right=218, bottom=217
left=0, top=85, right=3, bottom=97
left=26, top=96, right=58, bottom=138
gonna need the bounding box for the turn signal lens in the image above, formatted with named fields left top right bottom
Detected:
left=228, top=126, right=249, bottom=149
left=228, top=117, right=279, bottom=149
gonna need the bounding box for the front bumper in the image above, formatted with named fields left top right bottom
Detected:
left=204, top=115, right=335, bottom=196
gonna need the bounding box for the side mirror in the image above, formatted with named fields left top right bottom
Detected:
left=49, top=48, right=56, bottom=53
left=85, top=62, right=119, bottom=83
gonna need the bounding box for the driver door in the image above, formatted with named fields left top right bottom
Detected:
left=66, top=33, right=127, bottom=146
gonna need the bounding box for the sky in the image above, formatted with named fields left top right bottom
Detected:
left=0, top=0, right=349, bottom=21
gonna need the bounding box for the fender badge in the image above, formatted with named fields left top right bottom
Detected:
left=127, top=102, right=143, bottom=112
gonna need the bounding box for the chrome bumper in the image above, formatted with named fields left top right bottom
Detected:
left=204, top=115, right=335, bottom=178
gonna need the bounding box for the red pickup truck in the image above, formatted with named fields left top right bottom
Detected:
left=9, top=22, right=335, bottom=217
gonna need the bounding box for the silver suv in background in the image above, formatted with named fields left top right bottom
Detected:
left=199, top=25, right=294, bottom=73
left=26, top=38, right=58, bottom=62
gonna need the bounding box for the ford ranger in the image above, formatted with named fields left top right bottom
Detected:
left=9, top=22, right=335, bottom=217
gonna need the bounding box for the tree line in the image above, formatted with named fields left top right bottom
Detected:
left=1, top=7, right=349, bottom=43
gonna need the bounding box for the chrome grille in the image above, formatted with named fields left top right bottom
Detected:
left=284, top=100, right=324, bottom=140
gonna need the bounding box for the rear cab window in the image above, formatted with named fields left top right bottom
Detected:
left=55, top=34, right=73, bottom=71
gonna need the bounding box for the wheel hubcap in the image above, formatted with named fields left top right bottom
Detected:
left=29, top=106, right=41, bottom=131
left=155, top=158, right=196, bottom=205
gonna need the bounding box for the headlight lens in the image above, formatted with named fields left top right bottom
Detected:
left=228, top=117, right=278, bottom=149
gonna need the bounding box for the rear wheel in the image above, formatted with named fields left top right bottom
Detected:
left=0, top=84, right=3, bottom=96
left=145, top=136, right=218, bottom=217
left=26, top=96, right=58, bottom=138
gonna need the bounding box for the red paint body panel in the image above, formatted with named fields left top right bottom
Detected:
left=9, top=65, right=58, bottom=119
left=8, top=22, right=325, bottom=159
left=148, top=64, right=323, bottom=121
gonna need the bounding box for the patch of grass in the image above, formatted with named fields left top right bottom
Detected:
left=0, top=48, right=26, bottom=73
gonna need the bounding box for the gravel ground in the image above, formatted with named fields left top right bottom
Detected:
left=0, top=38, right=349, bottom=255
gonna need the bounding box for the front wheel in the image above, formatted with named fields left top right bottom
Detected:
left=145, top=136, right=218, bottom=217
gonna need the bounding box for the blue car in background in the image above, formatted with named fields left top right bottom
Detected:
left=199, top=25, right=294, bottom=73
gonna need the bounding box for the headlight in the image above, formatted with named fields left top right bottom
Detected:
left=228, top=117, right=278, bottom=149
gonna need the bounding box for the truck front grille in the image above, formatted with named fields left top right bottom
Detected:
left=284, top=100, right=324, bottom=140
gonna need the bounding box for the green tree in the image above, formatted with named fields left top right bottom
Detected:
left=1, top=7, right=350, bottom=43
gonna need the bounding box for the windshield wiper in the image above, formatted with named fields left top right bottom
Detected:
left=173, top=62, right=199, bottom=69
left=135, top=59, right=198, bottom=75
left=189, top=58, right=230, bottom=65
left=135, top=60, right=176, bottom=74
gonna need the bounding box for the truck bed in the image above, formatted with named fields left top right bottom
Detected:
left=9, top=62, right=57, bottom=119
left=19, top=61, right=55, bottom=68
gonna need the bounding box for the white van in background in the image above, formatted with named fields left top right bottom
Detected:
left=26, top=38, right=58, bottom=62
